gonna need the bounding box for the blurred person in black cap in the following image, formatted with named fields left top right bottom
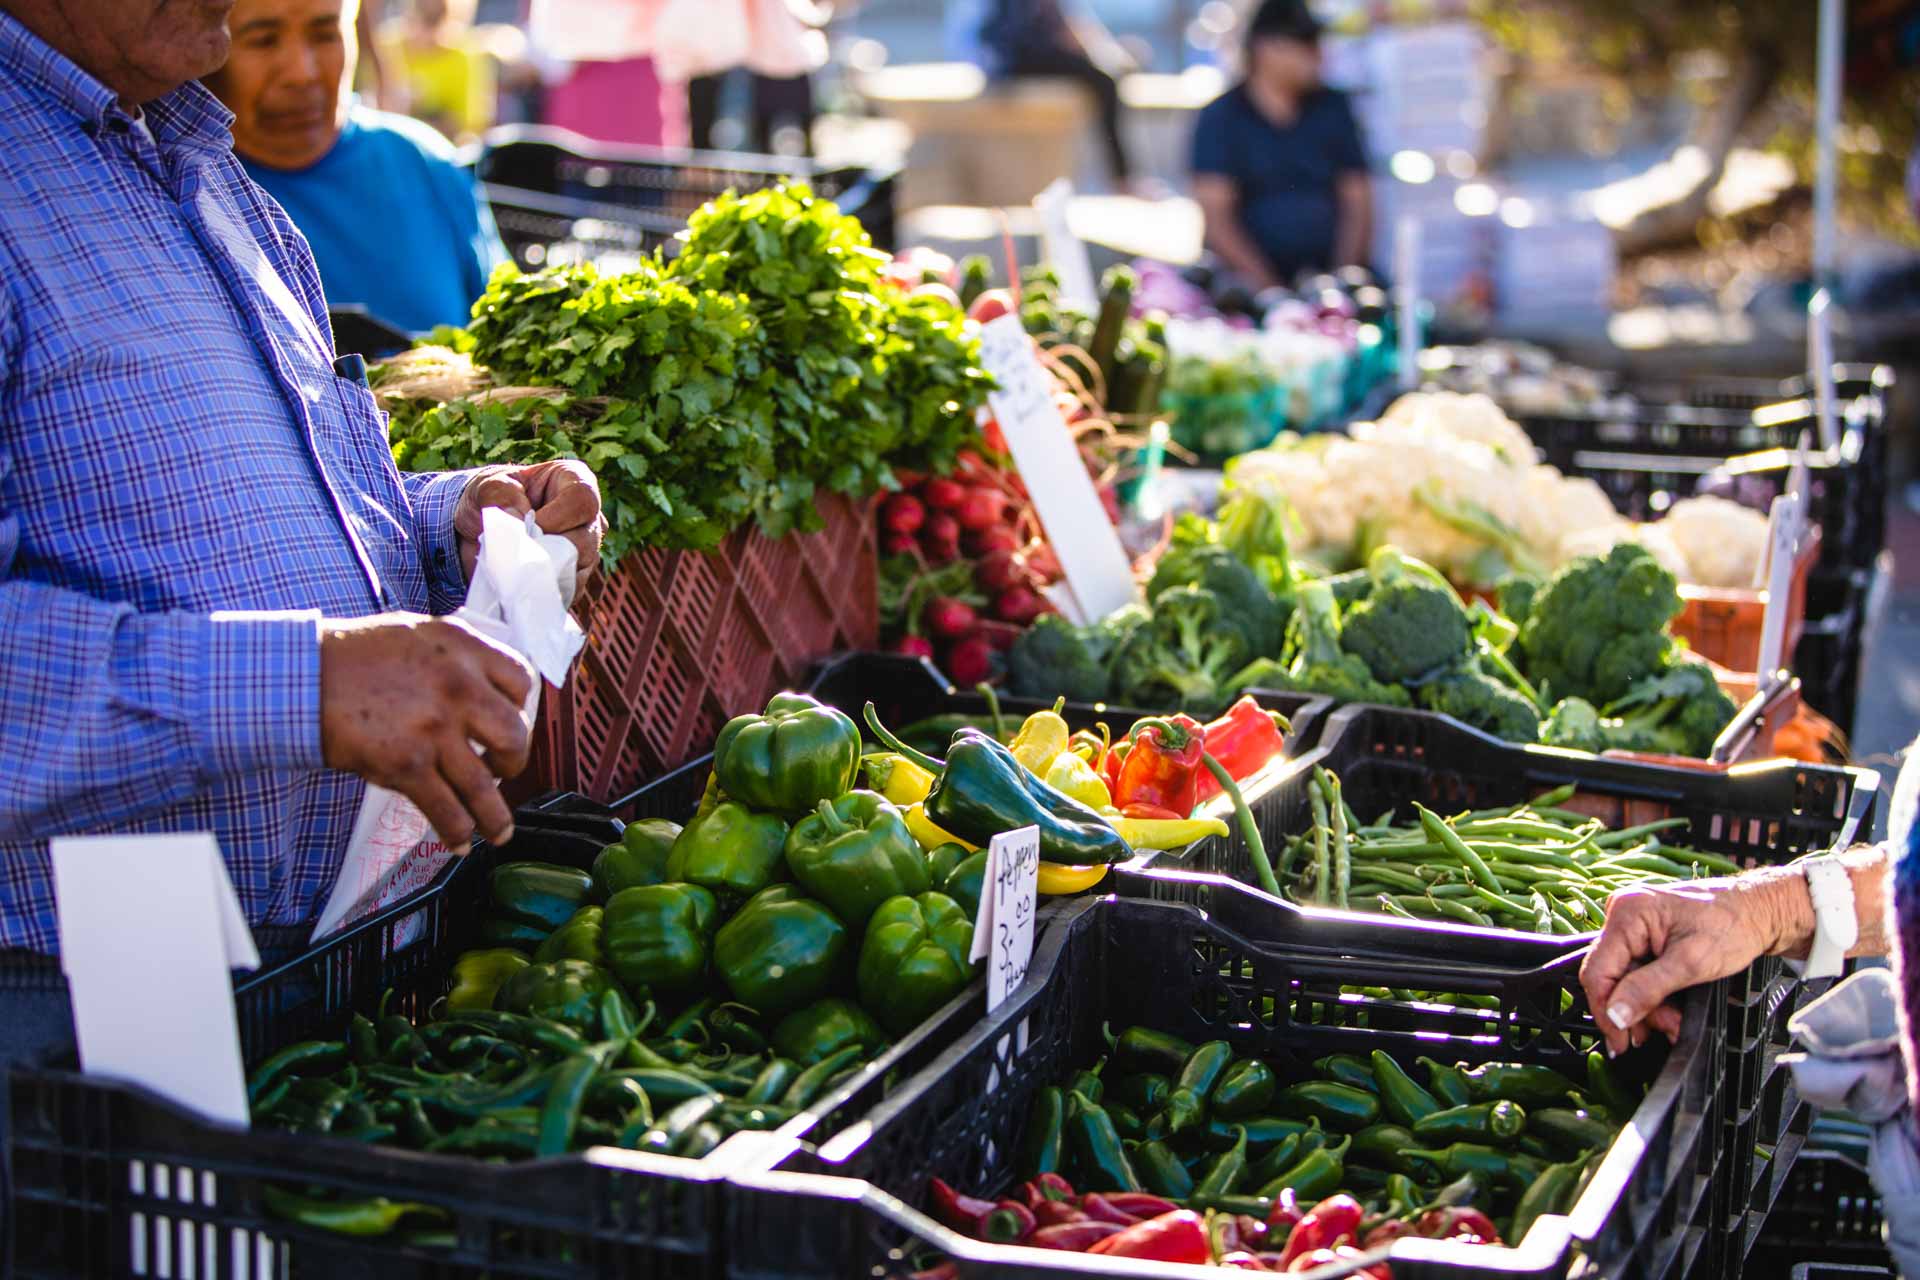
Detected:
left=1191, top=0, right=1371, bottom=290
left=967, top=0, right=1134, bottom=188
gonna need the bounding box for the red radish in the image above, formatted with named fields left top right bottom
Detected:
left=894, top=635, right=936, bottom=660
left=893, top=468, right=927, bottom=489
left=911, top=282, right=962, bottom=308
left=925, top=597, right=978, bottom=639
left=957, top=487, right=1009, bottom=532
left=969, top=289, right=1016, bottom=324
left=882, top=493, right=926, bottom=535
left=954, top=449, right=993, bottom=481
left=967, top=524, right=1021, bottom=557
left=1027, top=545, right=1061, bottom=580
left=975, top=549, right=1026, bottom=594
left=978, top=621, right=1021, bottom=652
left=923, top=478, right=965, bottom=511
left=946, top=635, right=994, bottom=685
left=995, top=586, right=1046, bottom=626
left=923, top=511, right=961, bottom=548
left=981, top=418, right=1008, bottom=455
left=882, top=532, right=920, bottom=557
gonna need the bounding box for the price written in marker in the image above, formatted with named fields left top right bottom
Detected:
left=970, top=824, right=1040, bottom=1013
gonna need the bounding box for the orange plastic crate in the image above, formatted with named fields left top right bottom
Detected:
left=1673, top=528, right=1822, bottom=674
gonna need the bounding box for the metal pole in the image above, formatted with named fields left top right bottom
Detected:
left=1811, top=0, right=1843, bottom=447
left=1395, top=215, right=1420, bottom=392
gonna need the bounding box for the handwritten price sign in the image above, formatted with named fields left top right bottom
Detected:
left=970, top=825, right=1040, bottom=1013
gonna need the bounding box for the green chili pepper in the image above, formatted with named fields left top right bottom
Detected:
left=1370, top=1052, right=1442, bottom=1126
left=1066, top=1090, right=1140, bottom=1191
left=1255, top=1133, right=1349, bottom=1202
left=1399, top=1142, right=1544, bottom=1190
left=1413, top=1101, right=1527, bottom=1144
left=1246, top=1129, right=1305, bottom=1186
left=1192, top=1125, right=1248, bottom=1199
left=1066, top=1063, right=1107, bottom=1106
left=1274, top=1081, right=1380, bottom=1131
left=427, top=1122, right=542, bottom=1158
left=1207, top=1114, right=1312, bottom=1153
left=1022, top=1086, right=1066, bottom=1176
left=601, top=1068, right=721, bottom=1109
left=1419, top=1058, right=1473, bottom=1109
left=1315, top=1054, right=1380, bottom=1092
left=1510, top=1160, right=1584, bottom=1242
left=1113, top=1026, right=1195, bottom=1077
left=635, top=1095, right=725, bottom=1156
left=1461, top=1063, right=1578, bottom=1106
left=780, top=1045, right=865, bottom=1110
left=1585, top=1051, right=1638, bottom=1116
left=1165, top=1041, right=1234, bottom=1136
left=744, top=1059, right=800, bottom=1106
left=536, top=1051, right=603, bottom=1156
left=260, top=1187, right=439, bottom=1236
left=1383, top=1173, right=1422, bottom=1220
left=1131, top=1138, right=1195, bottom=1199
left=248, top=1040, right=346, bottom=1102
left=1108, top=1103, right=1144, bottom=1139
left=676, top=1121, right=727, bottom=1158
left=1211, top=1059, right=1277, bottom=1120
left=1111, top=1073, right=1172, bottom=1113
left=348, top=1014, right=380, bottom=1065
left=1529, top=1108, right=1615, bottom=1156
left=1349, top=1123, right=1427, bottom=1175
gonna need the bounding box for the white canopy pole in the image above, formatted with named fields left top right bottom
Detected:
left=1810, top=0, right=1843, bottom=448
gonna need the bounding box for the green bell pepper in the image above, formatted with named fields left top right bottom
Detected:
left=490, top=862, right=597, bottom=932
left=664, top=802, right=790, bottom=905
left=864, top=713, right=1129, bottom=867
left=785, top=791, right=929, bottom=929
left=855, top=892, right=975, bottom=1035
left=712, top=692, right=863, bottom=816
left=604, top=883, right=718, bottom=993
left=771, top=997, right=888, bottom=1065
left=446, top=948, right=529, bottom=1012
left=593, top=819, right=681, bottom=897
left=713, top=886, right=848, bottom=1017
left=493, top=960, right=634, bottom=1034
left=534, top=906, right=604, bottom=965
left=927, top=843, right=987, bottom=921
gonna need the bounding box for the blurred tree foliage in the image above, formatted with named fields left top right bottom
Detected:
left=1478, top=0, right=1920, bottom=251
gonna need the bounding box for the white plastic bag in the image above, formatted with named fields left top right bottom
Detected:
left=308, top=507, right=586, bottom=942
left=651, top=0, right=751, bottom=82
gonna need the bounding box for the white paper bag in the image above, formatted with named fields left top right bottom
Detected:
left=308, top=508, right=586, bottom=942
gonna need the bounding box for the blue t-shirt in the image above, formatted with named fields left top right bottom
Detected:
left=239, top=106, right=505, bottom=334
left=1191, top=85, right=1369, bottom=279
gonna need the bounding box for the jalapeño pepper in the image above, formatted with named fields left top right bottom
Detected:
left=1314, top=1054, right=1379, bottom=1093
left=1067, top=1090, right=1141, bottom=1192
left=1419, top=1057, right=1473, bottom=1108
left=1246, top=1129, right=1306, bottom=1186
left=1255, top=1133, right=1349, bottom=1202
left=1210, top=1059, right=1277, bottom=1120
left=1192, top=1125, right=1248, bottom=1199
left=1349, top=1123, right=1428, bottom=1175
left=1131, top=1138, right=1195, bottom=1199
left=1274, top=1081, right=1380, bottom=1131
left=1112, top=1073, right=1172, bottom=1114
left=1022, top=1086, right=1066, bottom=1176
left=1413, top=1101, right=1528, bottom=1144
left=1208, top=1114, right=1312, bottom=1154
left=1114, top=1027, right=1194, bottom=1077
left=1399, top=1142, right=1545, bottom=1190
left=1461, top=1063, right=1578, bottom=1106
left=1371, top=1051, right=1442, bottom=1126
left=1510, top=1159, right=1584, bottom=1242
left=1167, top=1041, right=1234, bottom=1136
left=1529, top=1108, right=1615, bottom=1156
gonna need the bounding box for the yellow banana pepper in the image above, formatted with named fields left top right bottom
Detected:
left=1009, top=698, right=1070, bottom=776
left=864, top=753, right=936, bottom=808
left=904, top=801, right=976, bottom=854
left=1036, top=861, right=1109, bottom=894
left=1044, top=750, right=1112, bottom=811
left=1112, top=815, right=1230, bottom=850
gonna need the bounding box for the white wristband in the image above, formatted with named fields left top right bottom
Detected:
left=1802, top=857, right=1858, bottom=979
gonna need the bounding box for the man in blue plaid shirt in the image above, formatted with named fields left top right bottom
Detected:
left=0, top=0, right=605, bottom=1214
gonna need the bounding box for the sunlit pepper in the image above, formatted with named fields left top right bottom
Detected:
left=904, top=801, right=975, bottom=854
left=1109, top=716, right=1206, bottom=817
left=1037, top=861, right=1110, bottom=895
left=1044, top=750, right=1112, bottom=810
left=864, top=753, right=937, bottom=808
left=1192, top=697, right=1289, bottom=804
left=1010, top=698, right=1071, bottom=776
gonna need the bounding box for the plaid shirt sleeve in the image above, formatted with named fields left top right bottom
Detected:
left=401, top=467, right=491, bottom=615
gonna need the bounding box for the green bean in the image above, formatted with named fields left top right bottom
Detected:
left=1309, top=778, right=1332, bottom=907
left=1594, top=852, right=1695, bottom=878
left=1328, top=773, right=1351, bottom=910
left=1560, top=885, right=1606, bottom=928
left=1462, top=883, right=1537, bottom=922
left=1593, top=819, right=1690, bottom=848
left=1466, top=843, right=1588, bottom=872
left=1482, top=861, right=1571, bottom=885
left=1422, top=883, right=1481, bottom=899
left=1378, top=895, right=1420, bottom=921
left=1350, top=840, right=1451, bottom=857
left=1349, top=866, right=1428, bottom=894
left=1389, top=895, right=1493, bottom=927
left=1661, top=845, right=1741, bottom=875
left=1529, top=892, right=1555, bottom=936
left=1416, top=805, right=1507, bottom=893
left=1528, top=784, right=1578, bottom=810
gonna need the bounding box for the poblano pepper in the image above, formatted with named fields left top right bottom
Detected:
left=665, top=802, right=790, bottom=904
left=772, top=997, right=888, bottom=1066
left=785, top=791, right=929, bottom=929
left=712, top=692, right=863, bottom=816
left=604, top=883, right=718, bottom=992
left=927, top=843, right=988, bottom=921
left=593, top=819, right=681, bottom=897
left=856, top=892, right=976, bottom=1035
left=713, top=885, right=848, bottom=1017
left=445, top=948, right=529, bottom=1013
left=864, top=707, right=1130, bottom=866
left=493, top=960, right=634, bottom=1034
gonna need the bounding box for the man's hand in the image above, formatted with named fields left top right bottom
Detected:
left=320, top=614, right=536, bottom=848
left=1580, top=873, right=1800, bottom=1057
left=455, top=460, right=606, bottom=595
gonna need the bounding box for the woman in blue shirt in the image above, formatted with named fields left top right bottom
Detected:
left=204, top=0, right=506, bottom=334
left=1191, top=0, right=1371, bottom=291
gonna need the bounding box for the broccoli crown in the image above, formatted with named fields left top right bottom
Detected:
left=1112, top=585, right=1249, bottom=713
left=1604, top=661, right=1737, bottom=758
left=1249, top=580, right=1410, bottom=708
left=1324, top=569, right=1373, bottom=609
left=1538, top=697, right=1605, bottom=753
left=1418, top=665, right=1542, bottom=743
left=1007, top=614, right=1111, bottom=704
left=1519, top=543, right=1682, bottom=705
left=1150, top=537, right=1285, bottom=658
left=1495, top=574, right=1541, bottom=631
left=1340, top=548, right=1473, bottom=685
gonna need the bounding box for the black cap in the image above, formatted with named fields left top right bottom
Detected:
left=1246, top=0, right=1323, bottom=44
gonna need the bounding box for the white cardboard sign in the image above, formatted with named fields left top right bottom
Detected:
left=1394, top=215, right=1422, bottom=392
left=978, top=315, right=1138, bottom=625
left=52, top=833, right=258, bottom=1127
left=1033, top=178, right=1099, bottom=313
left=969, top=825, right=1040, bottom=1013
left=1755, top=492, right=1806, bottom=686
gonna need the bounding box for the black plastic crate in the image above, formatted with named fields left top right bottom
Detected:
left=472, top=125, right=898, bottom=269
left=1794, top=565, right=1872, bottom=736
left=8, top=796, right=971, bottom=1279
left=1748, top=1154, right=1889, bottom=1279
left=1115, top=701, right=1879, bottom=958
left=745, top=894, right=1727, bottom=1280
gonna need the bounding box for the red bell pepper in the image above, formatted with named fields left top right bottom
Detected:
left=1109, top=716, right=1206, bottom=816
left=1030, top=1221, right=1125, bottom=1250
left=1277, top=1195, right=1365, bottom=1269
left=1085, top=1210, right=1212, bottom=1264
left=1192, top=697, right=1289, bottom=803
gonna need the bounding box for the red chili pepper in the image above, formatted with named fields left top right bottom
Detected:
left=1029, top=1221, right=1125, bottom=1251
left=1363, top=1221, right=1415, bottom=1248
left=1120, top=802, right=1184, bottom=821
left=1285, top=1245, right=1369, bottom=1274
left=1267, top=1187, right=1304, bottom=1236
left=1192, top=697, right=1289, bottom=803
left=1277, top=1195, right=1365, bottom=1269
left=1440, top=1208, right=1500, bottom=1244
left=1022, top=1173, right=1075, bottom=1211
left=1032, top=1199, right=1088, bottom=1227
left=1078, top=1194, right=1140, bottom=1226
left=927, top=1178, right=999, bottom=1234
left=984, top=1200, right=1037, bottom=1243
left=1085, top=1210, right=1211, bottom=1264
left=908, top=1265, right=960, bottom=1280
left=1235, top=1216, right=1272, bottom=1252
left=1218, top=1252, right=1271, bottom=1271
left=1110, top=716, right=1206, bottom=816
left=1103, top=1192, right=1180, bottom=1219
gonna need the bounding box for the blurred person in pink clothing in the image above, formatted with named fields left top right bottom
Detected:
left=528, top=0, right=684, bottom=146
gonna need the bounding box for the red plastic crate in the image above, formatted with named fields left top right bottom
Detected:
left=525, top=492, right=878, bottom=801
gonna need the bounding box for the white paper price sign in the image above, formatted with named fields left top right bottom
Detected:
left=1755, top=492, right=1807, bottom=687
left=1033, top=178, right=1098, bottom=312
left=52, top=833, right=259, bottom=1127
left=970, top=825, right=1040, bottom=1013
left=978, top=315, right=1138, bottom=624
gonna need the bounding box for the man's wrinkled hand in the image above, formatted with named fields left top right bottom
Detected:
left=1580, top=875, right=1792, bottom=1057
left=455, top=460, right=606, bottom=595
left=319, top=613, right=536, bottom=848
